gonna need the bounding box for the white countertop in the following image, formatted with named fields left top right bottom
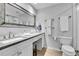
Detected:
left=0, top=32, right=45, bottom=48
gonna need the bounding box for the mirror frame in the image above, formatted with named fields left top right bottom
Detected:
left=1, top=3, right=36, bottom=27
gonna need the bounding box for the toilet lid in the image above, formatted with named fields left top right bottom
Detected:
left=62, top=45, right=75, bottom=53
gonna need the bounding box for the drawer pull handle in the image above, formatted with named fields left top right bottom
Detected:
left=17, top=51, right=22, bottom=56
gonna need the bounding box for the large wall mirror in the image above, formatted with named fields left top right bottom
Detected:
left=0, top=3, right=36, bottom=27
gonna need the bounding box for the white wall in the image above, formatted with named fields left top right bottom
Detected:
left=71, top=3, right=79, bottom=50
left=72, top=4, right=77, bottom=50
left=16, top=3, right=37, bottom=15
left=36, top=3, right=73, bottom=50
left=76, top=4, right=79, bottom=50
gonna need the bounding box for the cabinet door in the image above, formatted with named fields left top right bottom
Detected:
left=19, top=44, right=32, bottom=56
left=0, top=45, right=17, bottom=56
left=17, top=41, right=33, bottom=56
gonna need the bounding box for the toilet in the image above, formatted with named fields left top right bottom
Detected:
left=59, top=36, right=75, bottom=56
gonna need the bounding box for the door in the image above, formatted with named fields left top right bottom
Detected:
left=16, top=41, right=33, bottom=56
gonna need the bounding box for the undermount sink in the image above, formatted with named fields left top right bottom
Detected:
left=22, top=33, right=33, bottom=36
left=21, top=32, right=37, bottom=36
left=15, top=33, right=34, bottom=37
left=0, top=37, right=24, bottom=44
left=0, top=32, right=38, bottom=44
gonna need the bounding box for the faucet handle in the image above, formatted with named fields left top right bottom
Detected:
left=13, top=34, right=15, bottom=37
left=9, top=32, right=13, bottom=38
left=8, top=32, right=11, bottom=38
left=3, top=35, right=6, bottom=40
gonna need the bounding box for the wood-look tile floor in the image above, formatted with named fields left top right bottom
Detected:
left=37, top=48, right=63, bottom=56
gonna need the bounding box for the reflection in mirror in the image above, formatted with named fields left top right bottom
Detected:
left=5, top=3, right=35, bottom=26
left=0, top=3, right=5, bottom=25
left=0, top=3, right=36, bottom=27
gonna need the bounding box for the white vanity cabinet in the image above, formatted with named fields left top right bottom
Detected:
left=0, top=45, right=17, bottom=56
left=0, top=42, right=33, bottom=56
left=0, top=33, right=45, bottom=56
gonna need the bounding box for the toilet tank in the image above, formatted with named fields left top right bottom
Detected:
left=59, top=36, right=72, bottom=45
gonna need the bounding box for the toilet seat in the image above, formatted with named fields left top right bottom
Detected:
left=62, top=45, right=75, bottom=56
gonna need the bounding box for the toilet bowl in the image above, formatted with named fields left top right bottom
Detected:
left=62, top=45, right=75, bottom=56
left=59, top=36, right=75, bottom=56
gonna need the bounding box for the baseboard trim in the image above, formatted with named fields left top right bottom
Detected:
left=43, top=47, right=62, bottom=51
left=47, top=47, right=62, bottom=51
left=75, top=50, right=79, bottom=52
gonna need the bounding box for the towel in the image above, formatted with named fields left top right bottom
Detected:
left=60, top=16, right=69, bottom=31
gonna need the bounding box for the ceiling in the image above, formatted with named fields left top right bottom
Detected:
left=31, top=3, right=58, bottom=10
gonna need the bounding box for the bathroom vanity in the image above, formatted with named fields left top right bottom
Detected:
left=0, top=32, right=45, bottom=56
left=0, top=3, right=45, bottom=56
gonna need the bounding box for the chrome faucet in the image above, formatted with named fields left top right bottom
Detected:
left=9, top=32, right=11, bottom=38
left=3, top=35, right=6, bottom=40
left=8, top=32, right=14, bottom=39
